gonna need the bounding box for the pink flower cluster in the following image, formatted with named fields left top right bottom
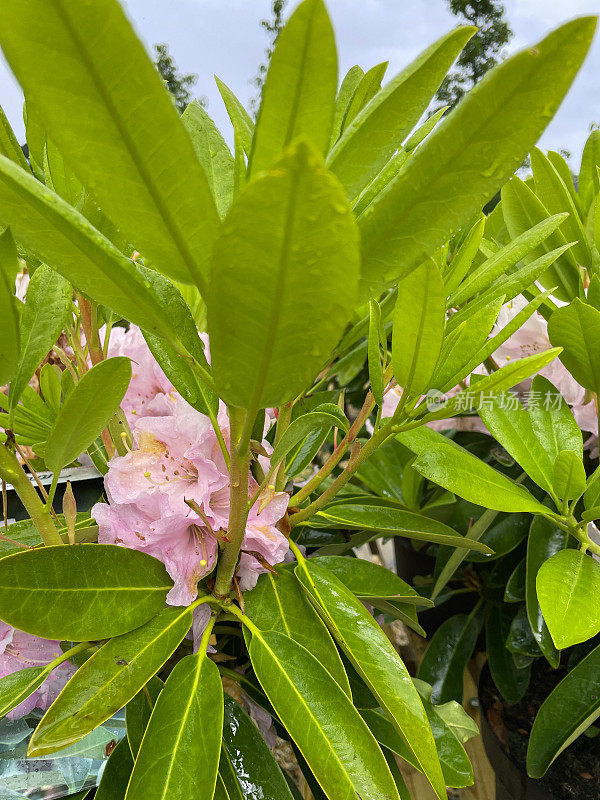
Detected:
left=0, top=623, right=75, bottom=719
left=92, top=326, right=290, bottom=606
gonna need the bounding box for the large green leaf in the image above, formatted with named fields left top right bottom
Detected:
left=411, top=439, right=548, bottom=513
left=296, top=561, right=445, bottom=799
left=44, top=357, right=131, bottom=473
left=0, top=544, right=172, bottom=641
left=327, top=27, right=475, bottom=199
left=95, top=736, right=134, bottom=800
left=392, top=259, right=445, bottom=397
left=307, top=501, right=493, bottom=553
left=527, top=642, right=600, bottom=778
left=9, top=264, right=71, bottom=411
left=0, top=0, right=220, bottom=289
left=248, top=630, right=401, bottom=800
left=209, top=140, right=359, bottom=410
left=125, top=652, right=222, bottom=800
left=311, top=555, right=430, bottom=605
left=125, top=676, right=163, bottom=759
left=357, top=17, right=596, bottom=298
left=222, top=695, right=294, bottom=800
left=0, top=155, right=192, bottom=347
left=244, top=568, right=350, bottom=695
left=529, top=375, right=583, bottom=463
left=537, top=549, right=600, bottom=649
left=28, top=605, right=193, bottom=757
left=548, top=298, right=600, bottom=395
left=552, top=449, right=586, bottom=501
left=182, top=101, right=234, bottom=218
left=486, top=606, right=531, bottom=705
left=417, top=615, right=478, bottom=705
left=526, top=516, right=566, bottom=668
left=478, top=392, right=555, bottom=494
left=501, top=176, right=579, bottom=301
left=0, top=229, right=20, bottom=386
left=531, top=147, right=591, bottom=269
left=250, top=0, right=337, bottom=176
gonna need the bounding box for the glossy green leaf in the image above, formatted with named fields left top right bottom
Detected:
left=312, top=555, right=431, bottom=605
left=182, top=101, right=234, bottom=218
left=327, top=27, right=475, bottom=199
left=9, top=264, right=71, bottom=411
left=0, top=229, right=20, bottom=386
left=478, top=391, right=555, bottom=494
left=579, top=129, right=600, bottom=212
left=486, top=606, right=531, bottom=705
left=411, top=439, right=548, bottom=514
left=250, top=0, right=337, bottom=175
left=529, top=375, right=583, bottom=463
left=552, top=449, right=586, bottom=500
left=222, top=695, right=294, bottom=800
left=392, top=259, right=445, bottom=397
left=125, top=652, right=222, bottom=800
left=548, top=298, right=600, bottom=395
left=368, top=299, right=384, bottom=408
left=308, top=501, right=493, bottom=553
left=271, top=408, right=348, bottom=469
left=44, top=357, right=131, bottom=473
left=244, top=568, right=350, bottom=695
left=506, top=605, right=540, bottom=660
left=0, top=0, right=220, bottom=288
left=355, top=436, right=411, bottom=503
left=330, top=65, right=364, bottom=147
left=505, top=559, right=527, bottom=603
left=413, top=678, right=480, bottom=744
left=501, top=176, right=579, bottom=301
left=296, top=560, right=445, bottom=799
left=531, top=147, right=591, bottom=269
left=95, top=736, right=134, bottom=800
left=537, top=549, right=600, bottom=649
left=418, top=615, right=478, bottom=704
left=0, top=666, right=48, bottom=718
left=0, top=155, right=193, bottom=347
left=0, top=544, right=172, bottom=641
left=448, top=213, right=569, bottom=307
left=209, top=140, right=359, bottom=410
left=526, top=516, right=566, bottom=668
left=249, top=629, right=401, bottom=800
left=215, top=77, right=255, bottom=157
left=357, top=17, right=596, bottom=298
left=528, top=642, right=600, bottom=778
left=28, top=605, right=193, bottom=757
left=125, top=676, right=163, bottom=758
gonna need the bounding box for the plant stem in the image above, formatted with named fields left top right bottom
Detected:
left=213, top=407, right=251, bottom=599
left=0, top=446, right=63, bottom=546
left=274, top=404, right=292, bottom=492
left=78, top=295, right=104, bottom=366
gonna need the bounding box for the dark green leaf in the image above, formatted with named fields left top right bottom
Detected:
left=95, top=736, right=134, bottom=800
left=486, top=606, right=531, bottom=705
left=125, top=676, right=163, bottom=758
left=417, top=615, right=478, bottom=704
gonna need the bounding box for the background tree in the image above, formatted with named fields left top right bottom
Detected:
left=153, top=42, right=204, bottom=113
left=435, top=0, right=512, bottom=109
left=249, top=1, right=287, bottom=116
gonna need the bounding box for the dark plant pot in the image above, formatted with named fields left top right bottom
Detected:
left=5, top=465, right=104, bottom=523
left=479, top=662, right=600, bottom=800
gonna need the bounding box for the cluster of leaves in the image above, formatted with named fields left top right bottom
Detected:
left=0, top=0, right=597, bottom=797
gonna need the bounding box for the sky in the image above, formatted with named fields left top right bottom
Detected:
left=0, top=0, right=599, bottom=165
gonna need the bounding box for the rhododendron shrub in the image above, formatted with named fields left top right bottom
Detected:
left=0, top=0, right=596, bottom=797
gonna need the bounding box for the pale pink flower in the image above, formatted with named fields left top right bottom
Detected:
left=14, top=272, right=29, bottom=303
left=92, top=396, right=289, bottom=606
left=0, top=622, right=75, bottom=719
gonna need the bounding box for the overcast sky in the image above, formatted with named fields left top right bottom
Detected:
left=1, top=0, right=599, bottom=165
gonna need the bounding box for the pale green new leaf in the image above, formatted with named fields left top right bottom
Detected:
left=250, top=0, right=337, bottom=176
left=341, top=62, right=388, bottom=132
left=327, top=27, right=475, bottom=199
left=28, top=605, right=193, bottom=757
left=9, top=264, right=71, bottom=412
left=0, top=103, right=30, bottom=171
left=249, top=630, right=401, bottom=800
left=125, top=652, right=223, bottom=800
left=215, top=77, right=255, bottom=157
left=0, top=0, right=220, bottom=288
left=358, top=17, right=596, bottom=299
left=368, top=299, right=384, bottom=407
left=547, top=299, right=600, bottom=395
left=537, top=550, right=600, bottom=649
left=209, top=141, right=359, bottom=410
left=392, top=259, right=445, bottom=397
left=330, top=65, right=364, bottom=147
left=443, top=215, right=485, bottom=295
left=579, top=129, right=600, bottom=212
left=45, top=358, right=131, bottom=473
